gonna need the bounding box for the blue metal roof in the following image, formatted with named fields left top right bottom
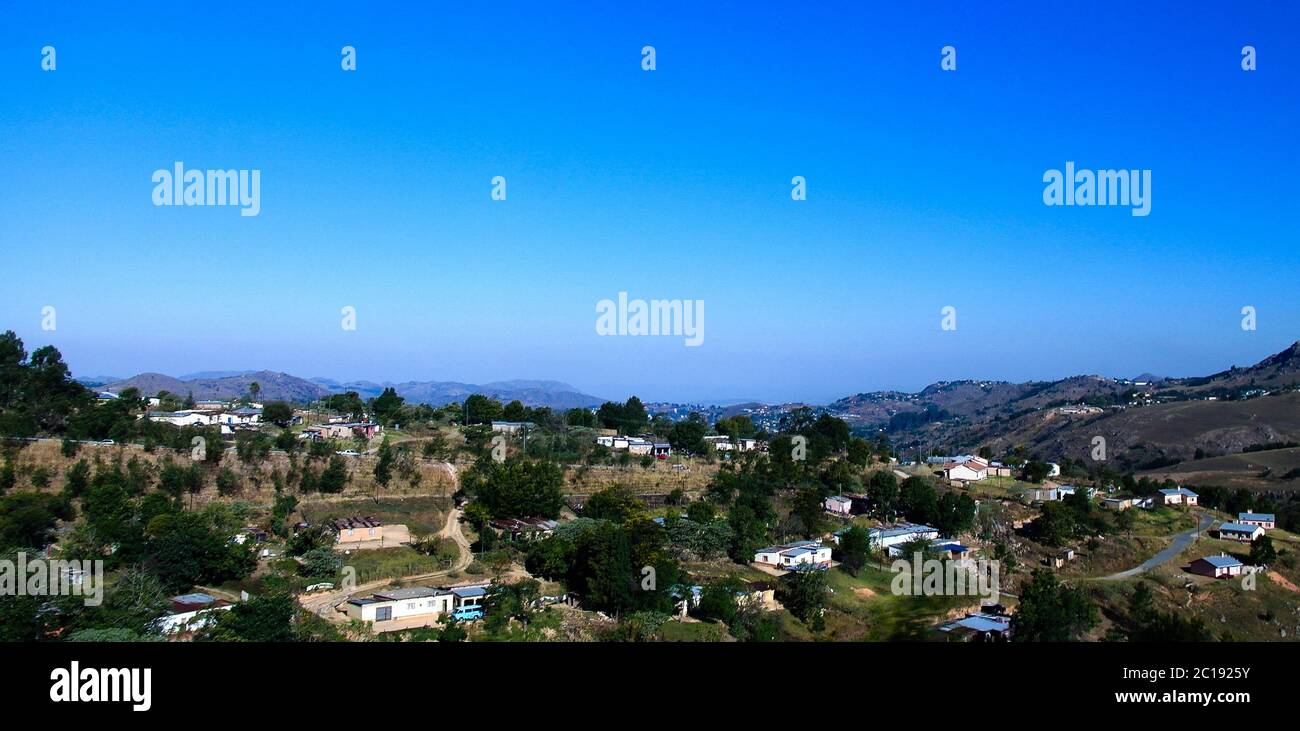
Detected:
left=955, top=614, right=1009, bottom=633
left=1239, top=512, right=1275, bottom=522
left=1199, top=555, right=1243, bottom=569
left=1219, top=522, right=1260, bottom=533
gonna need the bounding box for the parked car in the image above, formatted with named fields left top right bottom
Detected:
left=451, top=607, right=484, bottom=621
left=336, top=449, right=360, bottom=457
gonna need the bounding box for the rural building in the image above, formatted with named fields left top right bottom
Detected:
left=703, top=435, right=735, bottom=451
left=753, top=540, right=833, bottom=569
left=932, top=541, right=972, bottom=560
left=1217, top=522, right=1264, bottom=543
left=1104, top=494, right=1154, bottom=510
left=652, top=442, right=671, bottom=459
left=1188, top=555, right=1245, bottom=579
left=328, top=516, right=384, bottom=544
left=939, top=612, right=1011, bottom=641
left=1024, top=487, right=1059, bottom=502
left=316, top=422, right=382, bottom=440
left=941, top=459, right=987, bottom=482
left=824, top=495, right=853, bottom=516
left=345, top=587, right=455, bottom=623
left=448, top=585, right=487, bottom=610
left=868, top=523, right=941, bottom=553
left=626, top=437, right=653, bottom=455
left=491, top=421, right=534, bottom=434
left=489, top=517, right=558, bottom=541
left=1158, top=487, right=1199, bottom=506
left=1237, top=512, right=1276, bottom=530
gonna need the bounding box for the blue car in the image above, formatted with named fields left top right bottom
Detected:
left=451, top=607, right=484, bottom=621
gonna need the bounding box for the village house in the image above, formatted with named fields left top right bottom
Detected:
left=1023, top=487, right=1059, bottom=502
left=940, top=458, right=987, bottom=482
left=626, top=437, right=654, bottom=455
left=1102, top=494, right=1153, bottom=510
left=343, top=583, right=492, bottom=624
left=868, top=523, right=941, bottom=553
left=328, top=516, right=384, bottom=544
left=753, top=540, right=833, bottom=569
left=932, top=540, right=971, bottom=559
left=316, top=422, right=382, bottom=440
left=939, top=612, right=1011, bottom=641
left=652, top=442, right=671, bottom=459
left=1188, top=555, right=1246, bottom=579
left=489, top=517, right=558, bottom=541
left=1237, top=512, right=1276, bottom=530
left=1217, top=522, right=1264, bottom=543
left=1158, top=487, right=1199, bottom=506
left=491, top=421, right=534, bottom=434
left=703, top=435, right=735, bottom=451
left=984, top=461, right=1013, bottom=477
left=345, top=586, right=455, bottom=623
left=824, top=495, right=853, bottom=516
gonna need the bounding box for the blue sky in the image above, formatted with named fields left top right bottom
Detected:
left=1, top=1, right=1296, bottom=404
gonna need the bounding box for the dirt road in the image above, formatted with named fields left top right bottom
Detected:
left=298, top=465, right=474, bottom=621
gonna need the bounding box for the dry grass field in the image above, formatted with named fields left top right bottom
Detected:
left=3, top=439, right=456, bottom=508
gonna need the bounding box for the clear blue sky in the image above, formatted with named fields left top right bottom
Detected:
left=1, top=1, right=1296, bottom=404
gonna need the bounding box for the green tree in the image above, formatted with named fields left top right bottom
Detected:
left=262, top=401, right=293, bottom=427
left=837, top=524, right=873, bottom=576
left=197, top=593, right=297, bottom=642
left=777, top=568, right=828, bottom=629
left=1011, top=569, right=1098, bottom=641
left=1249, top=534, right=1277, bottom=565
left=463, top=458, right=564, bottom=519
left=370, top=387, right=405, bottom=426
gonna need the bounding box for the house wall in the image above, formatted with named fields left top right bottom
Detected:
left=350, top=595, right=454, bottom=622
left=335, top=525, right=384, bottom=543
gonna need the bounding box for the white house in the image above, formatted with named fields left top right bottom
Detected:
left=868, top=523, right=941, bottom=553
left=824, top=495, right=853, bottom=516
left=491, top=421, right=534, bottom=434
left=704, top=435, right=735, bottom=451
left=1159, top=487, right=1199, bottom=506
left=626, top=437, right=653, bottom=456
left=1237, top=512, right=1275, bottom=530
left=753, top=540, right=833, bottom=569
left=345, top=586, right=455, bottom=623
left=1188, top=555, right=1245, bottom=579
left=941, top=460, right=987, bottom=482
left=1217, top=522, right=1264, bottom=543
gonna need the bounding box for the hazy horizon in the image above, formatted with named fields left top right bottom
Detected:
left=33, top=334, right=1298, bottom=407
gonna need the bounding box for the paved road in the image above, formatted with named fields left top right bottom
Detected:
left=1101, top=511, right=1214, bottom=580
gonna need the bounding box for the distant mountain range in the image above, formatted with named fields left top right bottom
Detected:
left=90, top=342, right=1300, bottom=478
left=829, top=341, right=1300, bottom=477
left=98, top=371, right=605, bottom=410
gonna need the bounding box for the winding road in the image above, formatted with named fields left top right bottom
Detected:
left=1100, top=511, right=1214, bottom=580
